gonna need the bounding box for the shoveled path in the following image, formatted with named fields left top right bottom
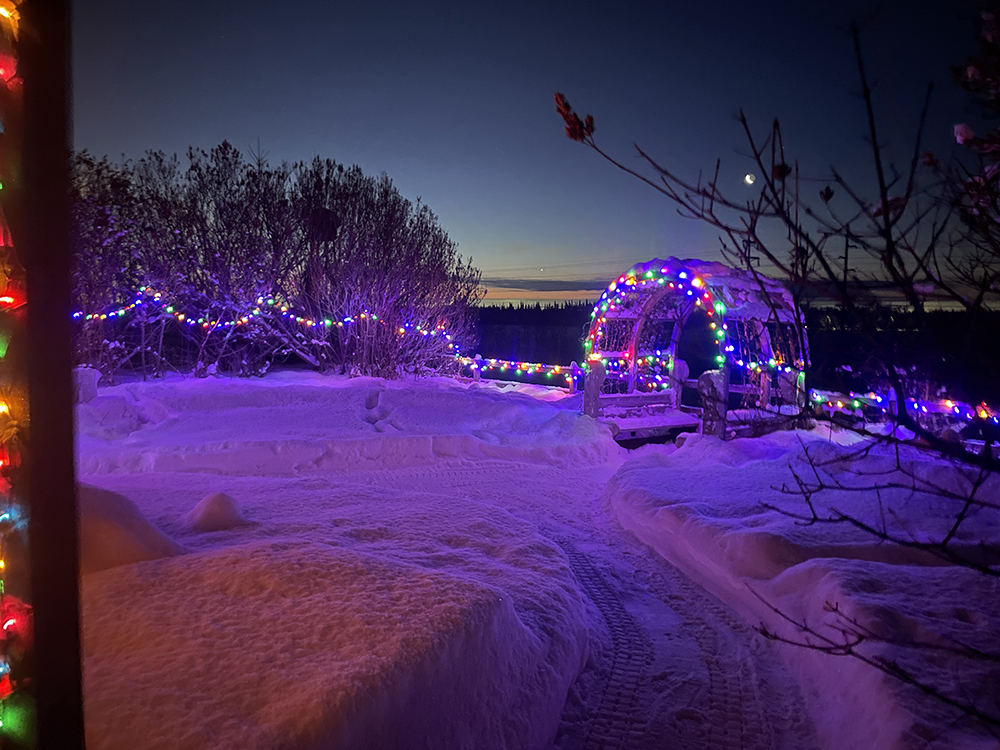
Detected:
left=348, top=460, right=821, bottom=750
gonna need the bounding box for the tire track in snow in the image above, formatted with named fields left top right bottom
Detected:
left=552, top=537, right=653, bottom=750
left=623, top=538, right=811, bottom=750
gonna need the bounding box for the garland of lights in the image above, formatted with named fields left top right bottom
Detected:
left=456, top=356, right=577, bottom=387
left=74, top=276, right=800, bottom=397
left=71, top=283, right=1000, bottom=422
left=71, top=291, right=578, bottom=389
left=0, top=1, right=35, bottom=740
left=73, top=288, right=460, bottom=349
left=73, top=261, right=809, bottom=391
left=810, top=389, right=999, bottom=425
left=454, top=262, right=801, bottom=392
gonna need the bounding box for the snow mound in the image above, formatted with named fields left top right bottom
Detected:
left=665, top=430, right=805, bottom=466
left=866, top=421, right=917, bottom=441
left=83, top=542, right=582, bottom=750
left=79, top=485, right=185, bottom=575
left=184, top=492, right=250, bottom=532
left=605, top=430, right=1000, bottom=749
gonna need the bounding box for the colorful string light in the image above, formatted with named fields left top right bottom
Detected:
left=72, top=288, right=460, bottom=350
left=809, top=389, right=999, bottom=424
left=457, top=356, right=579, bottom=388
left=69, top=286, right=999, bottom=429
left=0, top=502, right=27, bottom=707
left=72, top=265, right=808, bottom=394
left=0, top=2, right=34, bottom=735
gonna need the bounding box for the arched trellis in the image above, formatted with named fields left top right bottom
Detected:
left=584, top=257, right=806, bottom=403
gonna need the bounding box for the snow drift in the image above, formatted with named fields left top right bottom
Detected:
left=184, top=492, right=251, bottom=532
left=79, top=485, right=185, bottom=575
left=76, top=373, right=618, bottom=475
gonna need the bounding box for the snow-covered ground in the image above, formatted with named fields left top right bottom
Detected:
left=78, top=374, right=604, bottom=750
left=81, top=370, right=995, bottom=750
left=606, top=430, right=1000, bottom=750
left=76, top=371, right=822, bottom=750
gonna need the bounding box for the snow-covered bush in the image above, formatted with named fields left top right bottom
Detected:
left=273, top=158, right=480, bottom=376
left=70, top=153, right=146, bottom=380
left=70, top=145, right=481, bottom=379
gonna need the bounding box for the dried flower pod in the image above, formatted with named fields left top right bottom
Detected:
left=771, top=163, right=792, bottom=180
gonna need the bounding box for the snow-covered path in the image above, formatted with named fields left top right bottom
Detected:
left=341, top=461, right=820, bottom=750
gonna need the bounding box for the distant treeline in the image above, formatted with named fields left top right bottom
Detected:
left=476, top=302, right=593, bottom=365
left=474, top=303, right=1000, bottom=404
left=478, top=301, right=595, bottom=327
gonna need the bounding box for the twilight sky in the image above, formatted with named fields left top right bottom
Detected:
left=74, top=0, right=979, bottom=303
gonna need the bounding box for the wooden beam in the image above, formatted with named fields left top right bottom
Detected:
left=21, top=1, right=85, bottom=747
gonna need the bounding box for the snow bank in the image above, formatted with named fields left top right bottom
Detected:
left=82, top=473, right=592, bottom=702
left=184, top=492, right=250, bottom=532
left=608, top=431, right=1000, bottom=579
left=83, top=542, right=581, bottom=750
left=758, top=559, right=1000, bottom=750
left=605, top=429, right=1000, bottom=750
left=76, top=374, right=619, bottom=475
left=79, top=485, right=185, bottom=575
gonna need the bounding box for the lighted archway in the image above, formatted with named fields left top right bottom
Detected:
left=585, top=258, right=805, bottom=399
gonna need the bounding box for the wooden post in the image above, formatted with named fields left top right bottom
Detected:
left=669, top=357, right=689, bottom=408
left=698, top=368, right=729, bottom=438
left=583, top=359, right=605, bottom=418
left=778, top=368, right=807, bottom=409
left=22, top=1, right=86, bottom=747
